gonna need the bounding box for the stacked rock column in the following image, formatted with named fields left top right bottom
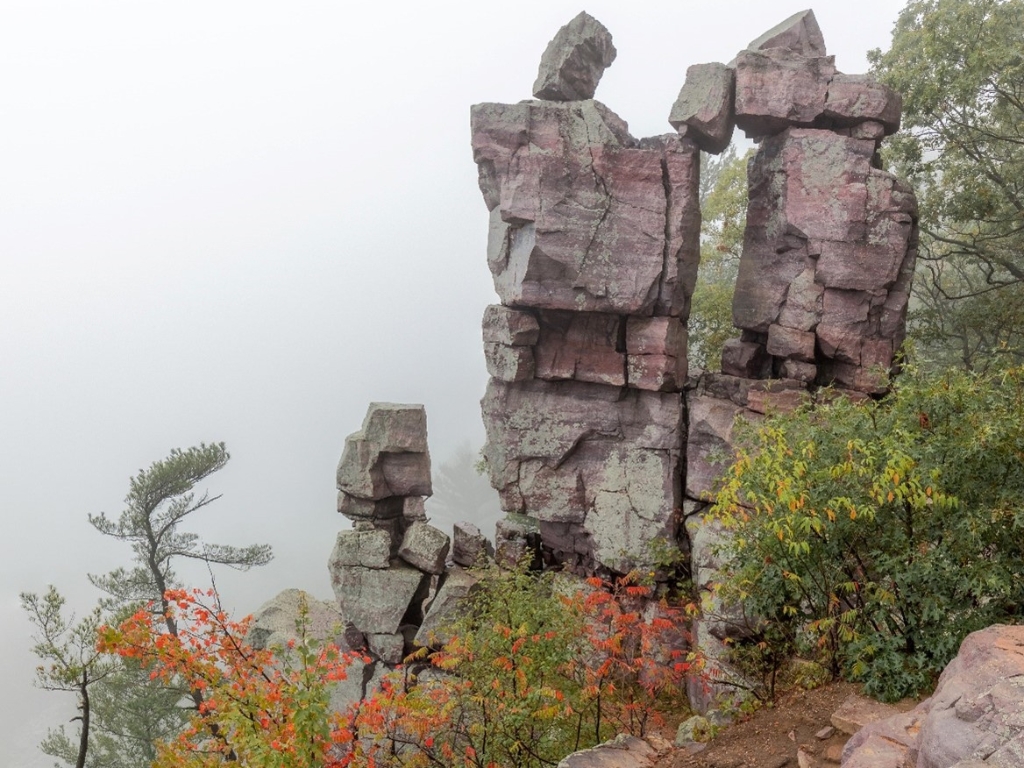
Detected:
left=472, top=12, right=702, bottom=575
left=674, top=10, right=919, bottom=711
left=329, top=403, right=450, bottom=667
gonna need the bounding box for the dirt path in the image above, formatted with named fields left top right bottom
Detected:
left=655, top=682, right=863, bottom=768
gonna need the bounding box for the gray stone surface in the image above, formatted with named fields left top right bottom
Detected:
left=686, top=395, right=745, bottom=500
left=329, top=561, right=428, bottom=635
left=482, top=378, right=684, bottom=572
left=532, top=11, right=616, bottom=102
left=246, top=588, right=344, bottom=652
left=336, top=403, right=431, bottom=503
left=328, top=527, right=392, bottom=570
left=414, top=567, right=480, bottom=648
left=398, top=521, right=450, bottom=575
left=484, top=342, right=536, bottom=383
left=367, top=632, right=406, bottom=665
left=452, top=521, right=493, bottom=567
left=669, top=62, right=736, bottom=154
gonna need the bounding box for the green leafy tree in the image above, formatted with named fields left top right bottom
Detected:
left=27, top=443, right=274, bottom=767
left=870, top=0, right=1024, bottom=370
left=711, top=365, right=1024, bottom=701
left=690, top=147, right=750, bottom=371
left=21, top=587, right=112, bottom=768
left=86, top=443, right=273, bottom=757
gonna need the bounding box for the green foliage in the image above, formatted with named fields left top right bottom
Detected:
left=357, top=564, right=690, bottom=768
left=870, top=0, right=1024, bottom=370
left=359, top=565, right=591, bottom=768
left=88, top=443, right=272, bottom=614
left=690, top=147, right=750, bottom=371
left=711, top=365, right=1024, bottom=700
left=21, top=587, right=112, bottom=768
left=28, top=444, right=274, bottom=767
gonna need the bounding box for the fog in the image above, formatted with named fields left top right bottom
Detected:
left=1, top=1, right=902, bottom=764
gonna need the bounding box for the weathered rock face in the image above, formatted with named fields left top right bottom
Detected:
left=473, top=14, right=702, bottom=576
left=669, top=62, right=736, bottom=154
left=330, top=402, right=450, bottom=660
left=532, top=11, right=617, bottom=102
left=733, top=9, right=900, bottom=142
left=732, top=86, right=916, bottom=394
left=482, top=377, right=684, bottom=573
left=842, top=625, right=1024, bottom=768
left=472, top=100, right=700, bottom=317
left=247, top=589, right=344, bottom=652
left=478, top=8, right=919, bottom=718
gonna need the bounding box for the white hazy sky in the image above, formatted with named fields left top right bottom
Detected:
left=1, top=1, right=904, bottom=764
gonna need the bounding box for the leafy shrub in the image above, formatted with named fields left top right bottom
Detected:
left=355, top=564, right=691, bottom=768
left=711, top=365, right=1024, bottom=700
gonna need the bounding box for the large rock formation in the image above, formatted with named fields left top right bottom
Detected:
left=474, top=15, right=700, bottom=575
left=842, top=625, right=1024, bottom=768
left=471, top=9, right=919, bottom=713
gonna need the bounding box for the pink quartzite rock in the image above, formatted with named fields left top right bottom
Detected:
left=533, top=311, right=626, bottom=387
left=746, top=9, right=827, bottom=58
left=843, top=626, right=1024, bottom=768
left=669, top=62, right=736, bottom=154
left=471, top=100, right=700, bottom=316
left=734, top=49, right=836, bottom=138
left=685, top=395, right=745, bottom=500
left=824, top=74, right=902, bottom=135
left=482, top=377, right=683, bottom=573
left=732, top=128, right=917, bottom=392
left=533, top=12, right=617, bottom=102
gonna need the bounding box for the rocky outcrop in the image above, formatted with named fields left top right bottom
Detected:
left=842, top=625, right=1024, bottom=768
left=557, top=734, right=673, bottom=768
left=474, top=14, right=699, bottom=576
left=247, top=589, right=344, bottom=652
left=470, top=9, right=918, bottom=716
left=330, top=403, right=449, bottom=661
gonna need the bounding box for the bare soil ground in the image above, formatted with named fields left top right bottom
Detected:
left=654, top=681, right=863, bottom=768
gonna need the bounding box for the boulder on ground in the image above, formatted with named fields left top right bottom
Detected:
left=844, top=625, right=1024, bottom=768
left=246, top=589, right=343, bottom=652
